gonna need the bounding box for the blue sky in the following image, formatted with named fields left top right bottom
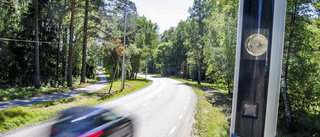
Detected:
left=132, top=0, right=194, bottom=34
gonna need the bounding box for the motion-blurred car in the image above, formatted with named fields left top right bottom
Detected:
left=50, top=107, right=134, bottom=137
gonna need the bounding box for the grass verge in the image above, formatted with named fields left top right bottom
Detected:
left=0, top=78, right=97, bottom=101
left=0, top=76, right=150, bottom=133
left=168, top=77, right=231, bottom=137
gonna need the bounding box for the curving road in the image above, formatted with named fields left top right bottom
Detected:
left=4, top=74, right=196, bottom=137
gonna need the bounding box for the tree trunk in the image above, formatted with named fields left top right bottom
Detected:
left=118, top=66, right=121, bottom=79
left=62, top=27, right=67, bottom=78
left=56, top=23, right=62, bottom=76
left=135, top=72, right=137, bottom=79
left=109, top=56, right=120, bottom=94
left=67, top=0, right=76, bottom=87
left=130, top=66, right=134, bottom=79
left=150, top=56, right=153, bottom=73
left=187, top=64, right=189, bottom=79
left=281, top=65, right=294, bottom=132
left=197, top=64, right=201, bottom=85
left=197, top=10, right=204, bottom=85
left=34, top=0, right=40, bottom=89
left=227, top=77, right=231, bottom=94
left=285, top=8, right=296, bottom=82
left=62, top=0, right=67, bottom=78
left=81, top=0, right=89, bottom=84
left=280, top=1, right=296, bottom=132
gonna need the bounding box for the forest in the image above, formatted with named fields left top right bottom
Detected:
left=155, top=0, right=319, bottom=135
left=0, top=0, right=319, bottom=136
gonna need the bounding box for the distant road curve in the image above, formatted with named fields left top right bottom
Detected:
left=97, top=74, right=196, bottom=137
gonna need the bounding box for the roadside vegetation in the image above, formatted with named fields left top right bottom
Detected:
left=0, top=76, right=150, bottom=134
left=166, top=77, right=230, bottom=137
left=0, top=78, right=97, bottom=101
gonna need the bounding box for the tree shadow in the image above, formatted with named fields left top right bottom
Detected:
left=150, top=75, right=161, bottom=78
left=203, top=89, right=233, bottom=127
left=128, top=79, right=150, bottom=82
left=185, top=83, right=218, bottom=91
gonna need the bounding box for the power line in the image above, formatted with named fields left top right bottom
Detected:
left=0, top=37, right=102, bottom=45
left=0, top=38, right=59, bottom=44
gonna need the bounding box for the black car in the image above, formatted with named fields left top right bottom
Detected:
left=50, top=107, right=134, bottom=137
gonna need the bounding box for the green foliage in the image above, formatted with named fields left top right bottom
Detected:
left=0, top=0, right=104, bottom=88
left=0, top=105, right=60, bottom=133
left=276, top=0, right=320, bottom=135
left=204, top=0, right=238, bottom=93
left=153, top=0, right=238, bottom=90
left=101, top=14, right=159, bottom=80
left=153, top=42, right=174, bottom=76
left=153, top=0, right=319, bottom=136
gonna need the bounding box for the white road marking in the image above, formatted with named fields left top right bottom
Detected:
left=157, top=94, right=162, bottom=98
left=170, top=126, right=176, bottom=134
left=179, top=114, right=183, bottom=119
left=142, top=101, right=151, bottom=107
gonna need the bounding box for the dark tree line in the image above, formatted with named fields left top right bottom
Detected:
left=0, top=0, right=160, bottom=90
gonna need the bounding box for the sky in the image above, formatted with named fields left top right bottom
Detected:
left=132, top=0, right=194, bottom=34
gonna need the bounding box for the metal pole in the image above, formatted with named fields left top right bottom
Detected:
left=121, top=4, right=127, bottom=91
left=145, top=45, right=150, bottom=80
left=145, top=55, right=147, bottom=80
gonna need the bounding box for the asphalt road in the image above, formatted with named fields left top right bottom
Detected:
left=4, top=74, right=196, bottom=137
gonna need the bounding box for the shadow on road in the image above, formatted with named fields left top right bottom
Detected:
left=149, top=75, right=162, bottom=78
left=174, top=83, right=188, bottom=86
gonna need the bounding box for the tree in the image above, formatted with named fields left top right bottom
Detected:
left=154, top=42, right=173, bottom=76
left=188, top=0, right=210, bottom=85
left=81, top=0, right=89, bottom=84
left=34, top=0, right=40, bottom=89
left=68, top=0, right=76, bottom=87
left=0, top=0, right=125, bottom=89
left=204, top=0, right=238, bottom=94
left=279, top=0, right=320, bottom=134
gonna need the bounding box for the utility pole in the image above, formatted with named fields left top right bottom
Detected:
left=145, top=54, right=147, bottom=80
left=34, top=0, right=40, bottom=89
left=121, top=1, right=127, bottom=91
left=145, top=45, right=150, bottom=80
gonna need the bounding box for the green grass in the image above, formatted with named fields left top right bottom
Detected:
left=98, top=77, right=148, bottom=93
left=0, top=76, right=150, bottom=133
left=167, top=76, right=231, bottom=137
left=0, top=78, right=97, bottom=101
left=276, top=100, right=320, bottom=137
